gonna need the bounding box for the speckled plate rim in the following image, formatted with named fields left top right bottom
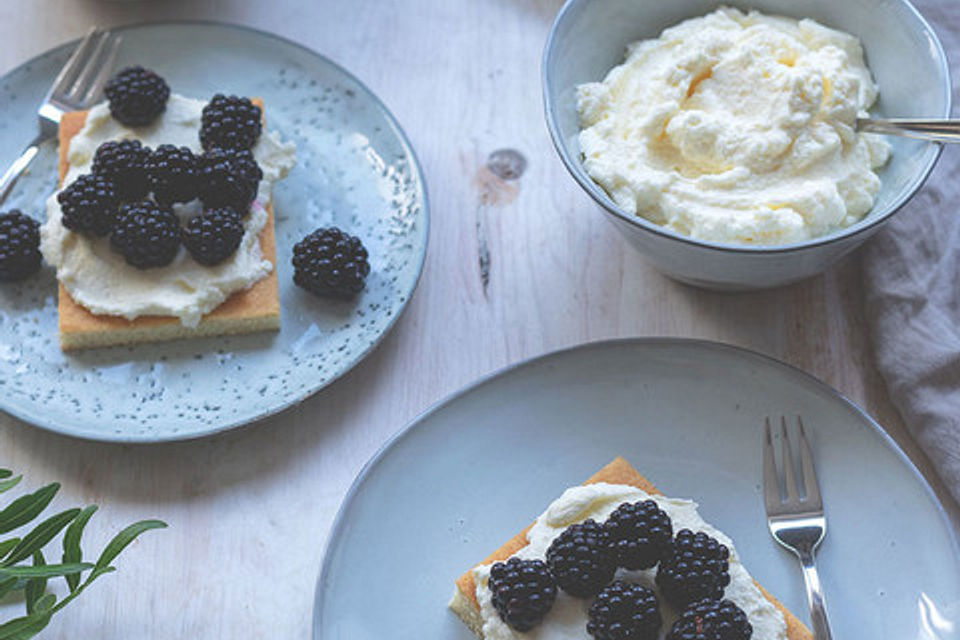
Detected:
left=311, top=337, right=959, bottom=637
left=541, top=0, right=952, bottom=255
left=0, top=20, right=429, bottom=443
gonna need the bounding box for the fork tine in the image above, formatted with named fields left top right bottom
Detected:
left=80, top=34, right=122, bottom=104
left=780, top=416, right=800, bottom=502
left=45, top=28, right=104, bottom=102
left=762, top=418, right=781, bottom=510
left=66, top=30, right=112, bottom=101
left=796, top=417, right=823, bottom=508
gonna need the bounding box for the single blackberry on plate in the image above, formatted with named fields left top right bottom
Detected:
left=57, top=173, right=119, bottom=236
left=604, top=499, right=673, bottom=570
left=104, top=66, right=170, bottom=127
left=587, top=581, right=662, bottom=640
left=110, top=201, right=181, bottom=269
left=147, top=144, right=200, bottom=205
left=182, top=207, right=245, bottom=266
left=667, top=598, right=752, bottom=640
left=655, top=529, right=730, bottom=608
left=200, top=94, right=262, bottom=151
left=91, top=139, right=152, bottom=200
left=0, top=210, right=41, bottom=282
left=487, top=557, right=557, bottom=632
left=545, top=519, right=616, bottom=598
left=198, top=148, right=262, bottom=211
left=292, top=227, right=370, bottom=298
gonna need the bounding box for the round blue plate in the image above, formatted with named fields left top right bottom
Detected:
left=0, top=22, right=428, bottom=442
left=314, top=339, right=960, bottom=639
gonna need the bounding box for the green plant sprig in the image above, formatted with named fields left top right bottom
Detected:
left=0, top=468, right=166, bottom=639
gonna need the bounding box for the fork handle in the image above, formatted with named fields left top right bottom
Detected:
left=799, top=550, right=834, bottom=640
left=0, top=134, right=50, bottom=205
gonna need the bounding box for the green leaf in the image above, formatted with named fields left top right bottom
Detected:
left=0, top=476, right=22, bottom=494
left=0, top=563, right=92, bottom=579
left=0, top=470, right=11, bottom=479
left=0, top=484, right=59, bottom=536
left=24, top=551, right=45, bottom=614
left=61, top=505, right=96, bottom=591
left=0, top=538, right=20, bottom=562
left=33, top=594, right=54, bottom=612
left=0, top=611, right=52, bottom=640
left=0, top=576, right=15, bottom=599
left=3, top=508, right=80, bottom=566
left=92, top=520, right=166, bottom=575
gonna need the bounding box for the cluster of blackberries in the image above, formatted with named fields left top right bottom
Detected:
left=51, top=67, right=267, bottom=270
left=486, top=499, right=751, bottom=640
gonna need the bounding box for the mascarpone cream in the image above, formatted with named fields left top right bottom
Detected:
left=577, top=7, right=891, bottom=245
left=473, top=482, right=788, bottom=639
left=40, top=94, right=296, bottom=327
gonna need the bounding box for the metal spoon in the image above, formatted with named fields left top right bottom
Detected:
left=857, top=118, right=960, bottom=144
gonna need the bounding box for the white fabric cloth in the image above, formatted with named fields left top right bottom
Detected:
left=863, top=1, right=960, bottom=503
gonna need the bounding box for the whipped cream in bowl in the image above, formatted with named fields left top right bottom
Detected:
left=577, top=7, right=891, bottom=246
left=40, top=94, right=297, bottom=327
left=543, top=0, right=950, bottom=289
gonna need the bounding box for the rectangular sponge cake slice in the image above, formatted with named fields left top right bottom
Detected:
left=55, top=98, right=280, bottom=351
left=449, top=457, right=813, bottom=639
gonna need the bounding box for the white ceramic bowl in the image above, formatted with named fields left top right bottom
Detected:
left=543, top=0, right=951, bottom=290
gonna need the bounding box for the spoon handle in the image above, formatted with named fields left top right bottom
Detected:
left=857, top=117, right=960, bottom=144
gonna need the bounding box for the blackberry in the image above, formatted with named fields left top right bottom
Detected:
left=182, top=208, right=244, bottom=266
left=147, top=144, right=200, bottom=205
left=57, top=173, right=119, bottom=236
left=198, top=148, right=262, bottom=211
left=104, top=66, right=170, bottom=127
left=666, top=599, right=752, bottom=640
left=110, top=201, right=181, bottom=269
left=200, top=94, right=262, bottom=151
left=587, top=581, right=662, bottom=640
left=487, top=557, right=557, bottom=632
left=91, top=139, right=152, bottom=201
left=0, top=211, right=41, bottom=282
left=655, top=529, right=730, bottom=608
left=604, top=500, right=673, bottom=570
left=545, top=519, right=616, bottom=598
left=292, top=227, right=370, bottom=298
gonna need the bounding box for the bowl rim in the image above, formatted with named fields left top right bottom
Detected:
left=542, top=0, right=953, bottom=255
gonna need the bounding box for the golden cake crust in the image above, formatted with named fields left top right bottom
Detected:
left=451, top=457, right=813, bottom=640
left=55, top=98, right=280, bottom=350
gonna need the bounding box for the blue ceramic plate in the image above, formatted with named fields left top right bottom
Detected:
left=314, top=339, right=960, bottom=639
left=0, top=22, right=428, bottom=442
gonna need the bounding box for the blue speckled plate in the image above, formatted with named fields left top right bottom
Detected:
left=0, top=22, right=428, bottom=442
left=314, top=339, right=960, bottom=639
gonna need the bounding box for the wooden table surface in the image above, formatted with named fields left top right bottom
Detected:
left=0, top=0, right=956, bottom=637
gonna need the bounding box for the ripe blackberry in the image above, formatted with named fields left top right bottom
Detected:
left=198, top=148, right=262, bottom=211
left=604, top=500, right=673, bottom=570
left=91, top=139, right=152, bottom=200
left=666, top=599, right=752, bottom=640
left=545, top=519, right=616, bottom=598
left=57, top=174, right=119, bottom=236
left=110, top=201, right=181, bottom=269
left=147, top=144, right=200, bottom=205
left=587, top=581, right=662, bottom=640
left=292, top=227, right=370, bottom=298
left=487, top=557, right=557, bottom=632
left=104, top=66, right=170, bottom=127
left=182, top=208, right=244, bottom=266
left=655, top=529, right=730, bottom=608
left=0, top=211, right=41, bottom=282
left=200, top=94, right=262, bottom=151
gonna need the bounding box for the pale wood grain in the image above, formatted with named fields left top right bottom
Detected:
left=0, top=0, right=956, bottom=638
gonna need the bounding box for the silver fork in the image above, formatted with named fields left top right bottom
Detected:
left=763, top=416, right=834, bottom=640
left=0, top=28, right=121, bottom=204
